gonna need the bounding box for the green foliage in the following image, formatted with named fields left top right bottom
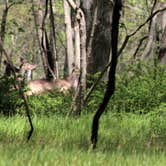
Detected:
left=27, top=91, right=72, bottom=116
left=86, top=62, right=166, bottom=114
left=1, top=62, right=165, bottom=117
left=111, top=62, right=166, bottom=113
left=0, top=77, right=22, bottom=115
left=0, top=77, right=72, bottom=116
left=86, top=72, right=106, bottom=111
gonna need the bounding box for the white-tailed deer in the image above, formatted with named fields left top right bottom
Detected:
left=26, top=79, right=72, bottom=96
left=3, top=58, right=37, bottom=82
left=26, top=64, right=79, bottom=96
left=19, top=58, right=37, bottom=82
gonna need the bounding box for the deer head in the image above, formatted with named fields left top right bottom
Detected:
left=19, top=58, right=37, bottom=82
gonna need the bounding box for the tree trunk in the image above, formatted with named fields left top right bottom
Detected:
left=32, top=0, right=57, bottom=80
left=91, top=0, right=122, bottom=149
left=32, top=0, right=48, bottom=78
left=42, top=0, right=58, bottom=80
left=63, top=0, right=74, bottom=75
left=74, top=8, right=87, bottom=116
left=159, top=3, right=166, bottom=64
left=49, top=0, right=59, bottom=78
left=159, top=26, right=166, bottom=63
left=0, top=1, right=14, bottom=70
left=141, top=3, right=158, bottom=60
left=142, top=2, right=166, bottom=63
left=82, top=0, right=113, bottom=75
left=66, top=0, right=87, bottom=116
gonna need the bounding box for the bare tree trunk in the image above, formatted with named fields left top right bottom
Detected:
left=74, top=13, right=81, bottom=68
left=63, top=0, right=74, bottom=75
left=49, top=0, right=59, bottom=78
left=32, top=0, right=57, bottom=80
left=32, top=0, right=48, bottom=77
left=0, top=1, right=16, bottom=70
left=159, top=2, right=166, bottom=63
left=86, top=1, right=98, bottom=69
left=159, top=26, right=166, bottom=63
left=65, top=0, right=87, bottom=116
left=74, top=8, right=87, bottom=116
left=79, top=9, right=87, bottom=95
left=141, top=7, right=158, bottom=59
left=81, top=0, right=95, bottom=47
left=82, top=0, right=113, bottom=75
left=142, top=2, right=166, bottom=63
left=91, top=0, right=122, bottom=149
left=41, top=0, right=58, bottom=80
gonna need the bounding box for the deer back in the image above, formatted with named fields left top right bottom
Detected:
left=26, top=79, right=72, bottom=96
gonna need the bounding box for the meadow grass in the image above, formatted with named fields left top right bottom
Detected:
left=0, top=112, right=166, bottom=166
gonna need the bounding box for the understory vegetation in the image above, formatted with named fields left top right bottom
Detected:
left=1, top=62, right=165, bottom=115
left=0, top=62, right=165, bottom=165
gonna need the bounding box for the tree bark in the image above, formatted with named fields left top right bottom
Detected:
left=86, top=0, right=113, bottom=75
left=0, top=1, right=16, bottom=70
left=91, top=0, right=122, bottom=149
left=159, top=26, right=166, bottom=63
left=32, top=0, right=48, bottom=77
left=141, top=2, right=158, bottom=60
left=158, top=3, right=166, bottom=64
left=49, top=0, right=59, bottom=78
left=66, top=0, right=87, bottom=116
left=63, top=0, right=74, bottom=75
left=142, top=2, right=166, bottom=63
left=74, top=11, right=81, bottom=68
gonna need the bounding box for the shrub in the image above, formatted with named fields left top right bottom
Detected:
left=86, top=62, right=166, bottom=114
left=27, top=91, right=72, bottom=116
left=0, top=77, right=23, bottom=115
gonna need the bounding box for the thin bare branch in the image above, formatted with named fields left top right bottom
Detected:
left=0, top=38, right=33, bottom=141
left=84, top=5, right=166, bottom=104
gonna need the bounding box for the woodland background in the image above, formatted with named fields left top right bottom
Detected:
left=0, top=0, right=166, bottom=165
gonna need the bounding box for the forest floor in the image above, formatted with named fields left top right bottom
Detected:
left=0, top=112, right=166, bottom=166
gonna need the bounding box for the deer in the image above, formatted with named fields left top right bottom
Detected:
left=2, top=57, right=37, bottom=92
left=26, top=79, right=71, bottom=96
left=3, top=57, right=37, bottom=82
left=26, top=63, right=80, bottom=96
left=3, top=58, right=79, bottom=96
left=19, top=57, right=37, bottom=82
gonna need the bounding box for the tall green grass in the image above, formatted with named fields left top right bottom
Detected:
left=0, top=111, right=166, bottom=166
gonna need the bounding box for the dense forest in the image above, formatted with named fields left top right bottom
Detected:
left=0, top=0, right=166, bottom=165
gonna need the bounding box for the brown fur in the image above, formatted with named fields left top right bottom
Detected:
left=26, top=79, right=72, bottom=96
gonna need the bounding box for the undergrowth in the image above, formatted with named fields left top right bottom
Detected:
left=0, top=62, right=165, bottom=165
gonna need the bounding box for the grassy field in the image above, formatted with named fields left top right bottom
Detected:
left=0, top=112, right=166, bottom=166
